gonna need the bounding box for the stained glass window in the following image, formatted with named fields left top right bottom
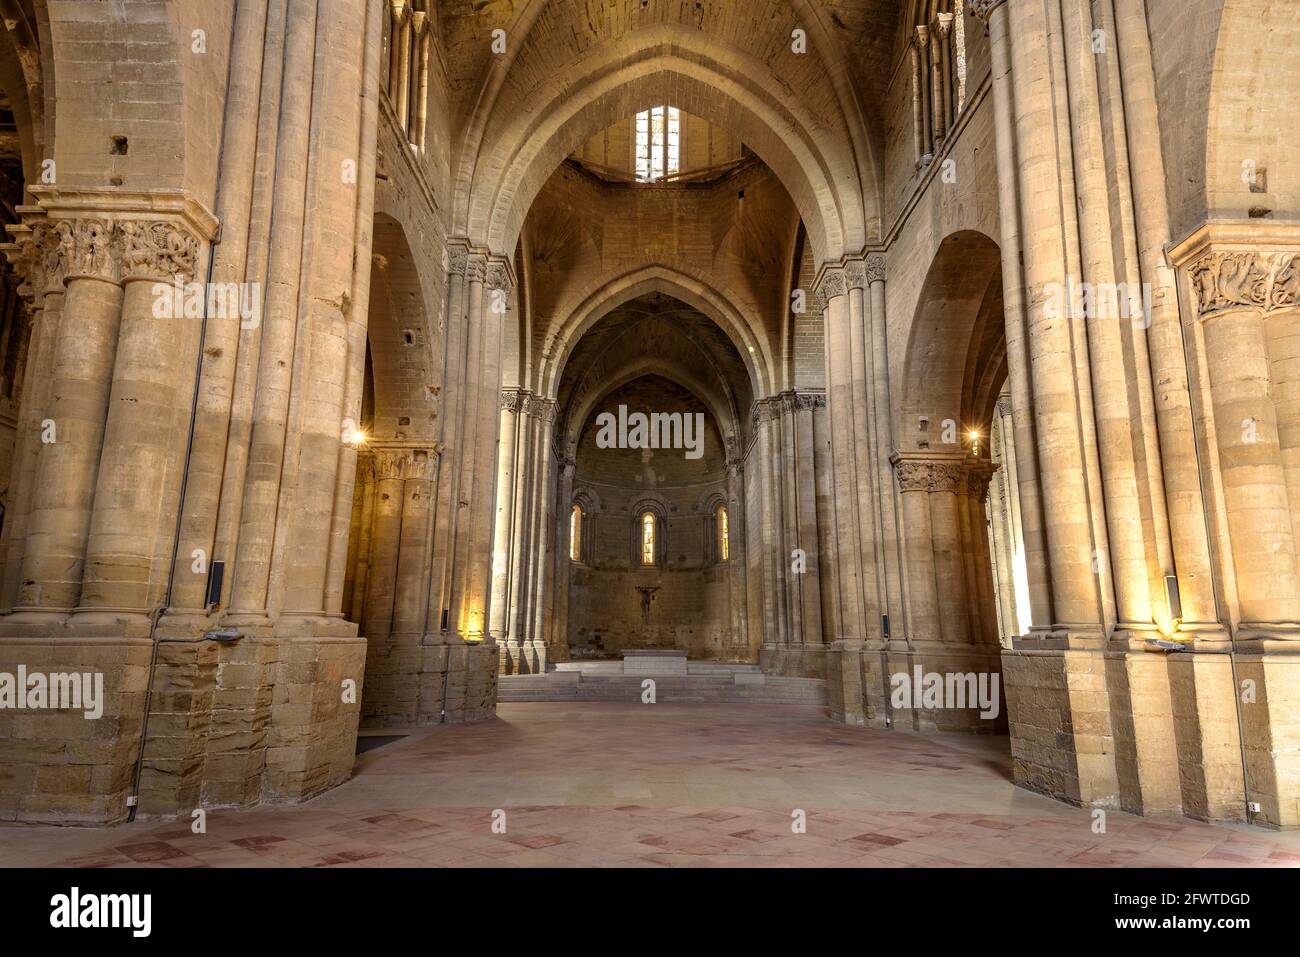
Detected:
left=570, top=505, right=582, bottom=562
left=641, top=511, right=656, bottom=565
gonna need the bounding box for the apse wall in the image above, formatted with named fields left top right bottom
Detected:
left=567, top=376, right=740, bottom=659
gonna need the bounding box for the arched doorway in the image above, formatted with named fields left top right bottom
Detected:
left=891, top=230, right=1017, bottom=734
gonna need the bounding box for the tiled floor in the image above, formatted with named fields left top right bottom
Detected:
left=4, top=702, right=1298, bottom=868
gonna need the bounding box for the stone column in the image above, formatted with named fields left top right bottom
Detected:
left=892, top=455, right=939, bottom=648
left=78, top=218, right=205, bottom=618
left=818, top=267, right=866, bottom=642
left=490, top=388, right=524, bottom=652
left=390, top=449, right=436, bottom=640
left=1057, top=0, right=1154, bottom=641
left=413, top=12, right=431, bottom=150
left=447, top=252, right=485, bottom=637
left=792, top=395, right=826, bottom=653
left=227, top=0, right=323, bottom=623
left=978, top=0, right=1052, bottom=634
left=754, top=399, right=787, bottom=653
left=362, top=450, right=405, bottom=646
left=324, top=0, right=385, bottom=620
left=1266, top=306, right=1300, bottom=558
left=464, top=259, right=512, bottom=642
left=506, top=397, right=538, bottom=662
left=726, top=452, right=751, bottom=655
left=916, top=26, right=934, bottom=163
left=966, top=459, right=1001, bottom=645
left=989, top=395, right=1027, bottom=640
left=427, top=242, right=469, bottom=639
left=910, top=39, right=925, bottom=167
left=386, top=1, right=406, bottom=100
left=526, top=396, right=556, bottom=672
left=935, top=13, right=953, bottom=144
left=167, top=0, right=274, bottom=617
left=1187, top=251, right=1300, bottom=636
left=359, top=448, right=404, bottom=722
left=776, top=398, right=801, bottom=654
left=272, top=0, right=369, bottom=628
left=0, top=217, right=65, bottom=610
left=14, top=217, right=124, bottom=614
left=551, top=452, right=576, bottom=656
left=208, top=0, right=291, bottom=618
left=846, top=260, right=884, bottom=648
left=864, top=255, right=906, bottom=648
left=1111, top=0, right=1221, bottom=636
left=393, top=1, right=412, bottom=131
left=1005, top=0, right=1107, bottom=637
left=344, top=453, right=377, bottom=624
left=926, top=456, right=972, bottom=647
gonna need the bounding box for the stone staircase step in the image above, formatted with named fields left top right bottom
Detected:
left=497, top=672, right=826, bottom=705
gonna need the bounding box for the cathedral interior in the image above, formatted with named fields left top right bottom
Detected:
left=0, top=0, right=1299, bottom=874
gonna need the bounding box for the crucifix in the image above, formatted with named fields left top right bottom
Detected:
left=635, top=586, right=660, bottom=627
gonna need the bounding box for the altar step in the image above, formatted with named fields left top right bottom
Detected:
left=497, top=670, right=826, bottom=706
left=553, top=661, right=763, bottom=676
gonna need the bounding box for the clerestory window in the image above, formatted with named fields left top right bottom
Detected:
left=634, top=106, right=681, bottom=183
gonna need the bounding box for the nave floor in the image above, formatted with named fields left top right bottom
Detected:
left=4, top=702, right=1298, bottom=868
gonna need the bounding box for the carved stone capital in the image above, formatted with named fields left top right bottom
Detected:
left=866, top=253, right=886, bottom=284
left=371, top=449, right=407, bottom=482
left=500, top=388, right=527, bottom=413
left=968, top=0, right=1007, bottom=22
left=966, top=461, right=999, bottom=499
left=355, top=452, right=376, bottom=485
left=845, top=259, right=867, bottom=291
left=120, top=219, right=201, bottom=283
left=1, top=216, right=61, bottom=304
left=1190, top=251, right=1300, bottom=319
left=915, top=24, right=930, bottom=48
left=38, top=221, right=73, bottom=293
left=525, top=395, right=557, bottom=423
left=794, top=391, right=827, bottom=412
left=816, top=266, right=847, bottom=302
left=465, top=253, right=487, bottom=285
left=894, top=460, right=931, bottom=492
left=447, top=244, right=468, bottom=278
left=810, top=286, right=828, bottom=315
left=486, top=260, right=512, bottom=294
left=61, top=218, right=121, bottom=284
left=928, top=462, right=965, bottom=492
left=371, top=447, right=436, bottom=482
left=935, top=12, right=954, bottom=37
left=752, top=397, right=782, bottom=425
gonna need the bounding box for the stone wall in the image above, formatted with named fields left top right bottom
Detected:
left=567, top=376, right=740, bottom=659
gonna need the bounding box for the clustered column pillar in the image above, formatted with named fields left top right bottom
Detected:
left=915, top=26, right=933, bottom=164
left=356, top=446, right=436, bottom=726
left=890, top=450, right=1005, bottom=731
left=78, top=222, right=204, bottom=620
left=0, top=216, right=65, bottom=611
left=489, top=388, right=525, bottom=661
